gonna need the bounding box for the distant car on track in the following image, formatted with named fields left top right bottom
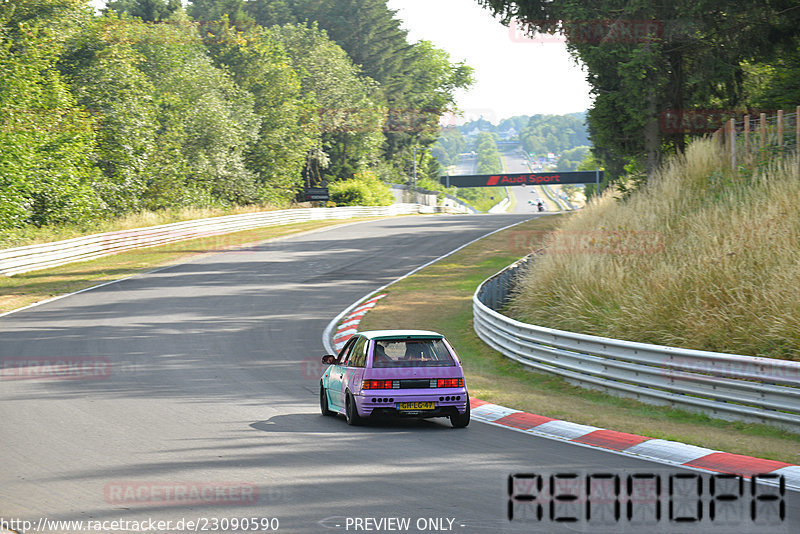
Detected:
left=320, top=330, right=470, bottom=428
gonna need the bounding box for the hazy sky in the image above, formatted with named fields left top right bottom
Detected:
left=387, top=0, right=593, bottom=123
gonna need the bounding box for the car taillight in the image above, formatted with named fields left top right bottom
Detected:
left=436, top=378, right=464, bottom=388
left=362, top=379, right=394, bottom=390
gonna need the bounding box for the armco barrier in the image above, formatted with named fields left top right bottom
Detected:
left=474, top=256, right=800, bottom=432
left=0, top=204, right=443, bottom=276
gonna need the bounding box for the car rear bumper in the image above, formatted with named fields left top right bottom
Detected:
left=368, top=406, right=461, bottom=418
left=355, top=389, right=468, bottom=417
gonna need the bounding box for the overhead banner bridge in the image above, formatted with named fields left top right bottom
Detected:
left=440, top=170, right=603, bottom=188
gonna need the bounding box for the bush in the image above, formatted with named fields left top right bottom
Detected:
left=328, top=171, right=394, bottom=206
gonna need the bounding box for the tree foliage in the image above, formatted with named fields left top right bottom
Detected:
left=431, top=127, right=467, bottom=168
left=475, top=132, right=503, bottom=174
left=197, top=0, right=473, bottom=178
left=267, top=22, right=384, bottom=185
left=478, top=0, right=800, bottom=183
left=0, top=0, right=104, bottom=227
left=0, top=0, right=473, bottom=230
left=519, top=113, right=589, bottom=156
left=104, top=0, right=181, bottom=22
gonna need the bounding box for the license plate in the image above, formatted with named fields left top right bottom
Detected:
left=397, top=402, right=434, bottom=410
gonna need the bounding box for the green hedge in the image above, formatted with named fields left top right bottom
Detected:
left=328, top=171, right=394, bottom=206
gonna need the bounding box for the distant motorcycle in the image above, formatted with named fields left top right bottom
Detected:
left=537, top=202, right=545, bottom=212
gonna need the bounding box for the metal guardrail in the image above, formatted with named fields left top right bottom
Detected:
left=0, top=204, right=442, bottom=276
left=488, top=188, right=512, bottom=213
left=542, top=184, right=575, bottom=211
left=389, top=184, right=476, bottom=213
left=473, top=256, right=800, bottom=431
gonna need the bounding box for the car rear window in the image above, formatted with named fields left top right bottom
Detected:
left=371, top=339, right=455, bottom=368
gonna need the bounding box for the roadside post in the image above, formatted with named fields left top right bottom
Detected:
left=595, top=168, right=600, bottom=198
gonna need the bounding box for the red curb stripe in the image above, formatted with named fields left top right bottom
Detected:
left=684, top=452, right=792, bottom=477
left=470, top=398, right=490, bottom=409
left=333, top=328, right=356, bottom=337
left=574, top=429, right=650, bottom=451
left=495, top=411, right=554, bottom=430
left=351, top=296, right=385, bottom=313
left=458, top=398, right=799, bottom=481
left=334, top=334, right=353, bottom=344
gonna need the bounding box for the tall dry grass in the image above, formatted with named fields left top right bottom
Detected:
left=509, top=139, right=800, bottom=360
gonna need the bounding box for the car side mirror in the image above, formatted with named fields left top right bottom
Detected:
left=322, top=354, right=336, bottom=365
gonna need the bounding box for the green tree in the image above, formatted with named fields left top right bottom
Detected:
left=268, top=22, right=385, bottom=183
left=555, top=145, right=590, bottom=171
left=0, top=0, right=104, bottom=228
left=120, top=12, right=260, bottom=208
left=519, top=113, right=588, bottom=157
left=386, top=40, right=473, bottom=164
left=475, top=132, right=503, bottom=174
left=745, top=39, right=800, bottom=109
left=479, top=0, right=800, bottom=181
left=431, top=127, right=467, bottom=168
left=198, top=18, right=317, bottom=202
left=104, top=0, right=181, bottom=22
left=60, top=13, right=160, bottom=214
left=232, top=0, right=473, bottom=174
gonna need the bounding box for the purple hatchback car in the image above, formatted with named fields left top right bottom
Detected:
left=320, top=330, right=470, bottom=428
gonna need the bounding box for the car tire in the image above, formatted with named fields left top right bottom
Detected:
left=320, top=383, right=334, bottom=417
left=345, top=391, right=363, bottom=426
left=450, top=397, right=471, bottom=428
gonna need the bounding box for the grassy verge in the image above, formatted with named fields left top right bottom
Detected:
left=357, top=215, right=800, bottom=464
left=0, top=219, right=368, bottom=315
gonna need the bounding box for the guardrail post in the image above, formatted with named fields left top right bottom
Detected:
left=778, top=109, right=784, bottom=152
left=743, top=114, right=750, bottom=156
left=728, top=118, right=736, bottom=168
left=595, top=168, right=600, bottom=198
left=796, top=106, right=800, bottom=155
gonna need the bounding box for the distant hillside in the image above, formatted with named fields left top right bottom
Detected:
left=455, top=112, right=589, bottom=155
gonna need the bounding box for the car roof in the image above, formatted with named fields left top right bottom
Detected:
left=357, top=329, right=444, bottom=341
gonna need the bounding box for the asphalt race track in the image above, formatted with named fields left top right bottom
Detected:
left=1, top=214, right=796, bottom=534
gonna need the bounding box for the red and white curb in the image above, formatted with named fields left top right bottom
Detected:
left=325, top=295, right=799, bottom=492
left=470, top=398, right=800, bottom=491
left=332, top=294, right=387, bottom=351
